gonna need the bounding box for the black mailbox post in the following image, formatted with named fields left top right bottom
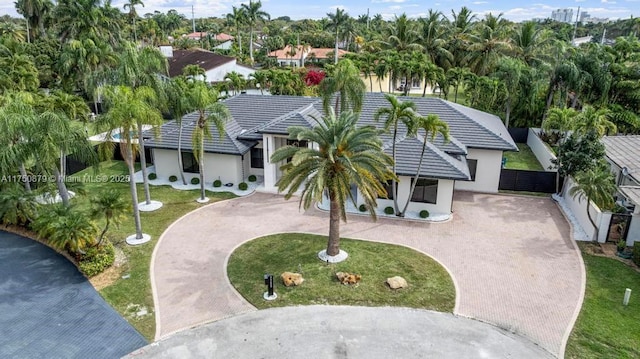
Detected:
left=263, top=274, right=276, bottom=300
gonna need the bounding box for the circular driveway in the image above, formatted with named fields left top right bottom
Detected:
left=0, top=231, right=147, bottom=358
left=151, top=192, right=584, bottom=357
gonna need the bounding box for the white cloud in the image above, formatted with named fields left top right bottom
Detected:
left=473, top=1, right=489, bottom=4
left=328, top=5, right=349, bottom=11
left=372, top=0, right=407, bottom=3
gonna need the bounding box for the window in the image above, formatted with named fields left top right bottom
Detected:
left=251, top=147, right=264, bottom=169
left=411, top=179, right=438, bottom=204
left=411, top=77, right=421, bottom=88
left=378, top=180, right=394, bottom=200
left=467, top=159, right=478, bottom=181
left=181, top=151, right=199, bottom=173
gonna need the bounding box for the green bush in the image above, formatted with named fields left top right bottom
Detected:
left=168, top=175, right=177, bottom=182
left=248, top=175, right=257, bottom=182
left=420, top=210, right=430, bottom=219
left=78, top=241, right=115, bottom=277
left=238, top=182, right=248, bottom=190
left=190, top=177, right=200, bottom=185
left=213, top=179, right=222, bottom=187
left=358, top=204, right=367, bottom=212
left=384, top=206, right=394, bottom=215
left=148, top=173, right=157, bottom=180
left=633, top=242, right=640, bottom=266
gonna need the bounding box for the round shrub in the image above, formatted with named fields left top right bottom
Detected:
left=168, top=175, right=177, bottom=182
left=248, top=175, right=257, bottom=182
left=238, top=182, right=248, bottom=191
left=213, top=179, right=222, bottom=187
left=384, top=206, right=394, bottom=215
left=148, top=173, right=157, bottom=180
left=190, top=177, right=200, bottom=185
left=358, top=204, right=367, bottom=212
left=78, top=241, right=115, bottom=277
left=419, top=210, right=430, bottom=219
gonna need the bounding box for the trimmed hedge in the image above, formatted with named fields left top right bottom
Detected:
left=358, top=204, right=367, bottom=212
left=168, top=175, right=177, bottom=182
left=190, top=177, right=200, bottom=185
left=78, top=241, right=115, bottom=277
left=419, top=210, right=430, bottom=219
left=633, top=242, right=640, bottom=266
left=213, top=179, right=222, bottom=187
left=384, top=206, right=394, bottom=215
left=238, top=182, right=248, bottom=191
left=248, top=175, right=257, bottom=182
left=148, top=173, right=157, bottom=180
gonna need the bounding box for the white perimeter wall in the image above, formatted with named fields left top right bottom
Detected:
left=369, top=177, right=454, bottom=215
left=562, top=177, right=608, bottom=242
left=204, top=61, right=255, bottom=82
left=454, top=148, right=502, bottom=193
left=528, top=128, right=557, bottom=172
left=628, top=215, right=640, bottom=246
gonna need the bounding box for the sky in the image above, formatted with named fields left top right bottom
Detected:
left=2, top=0, right=639, bottom=24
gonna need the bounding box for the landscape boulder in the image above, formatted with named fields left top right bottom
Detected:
left=281, top=272, right=304, bottom=287
left=336, top=271, right=362, bottom=285
left=386, top=276, right=408, bottom=289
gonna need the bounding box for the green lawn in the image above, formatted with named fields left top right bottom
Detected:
left=565, top=245, right=640, bottom=358
left=227, top=233, right=455, bottom=312
left=503, top=143, right=544, bottom=171
left=69, top=161, right=235, bottom=340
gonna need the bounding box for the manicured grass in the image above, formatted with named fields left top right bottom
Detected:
left=68, top=161, right=235, bottom=340
left=565, top=245, right=640, bottom=359
left=503, top=143, right=544, bottom=171
left=227, top=233, right=455, bottom=312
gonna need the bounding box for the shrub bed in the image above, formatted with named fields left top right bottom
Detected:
left=148, top=173, right=157, bottom=180
left=358, top=204, right=367, bottom=212
left=213, top=179, right=222, bottom=187
left=168, top=175, right=177, bottom=182
left=419, top=210, right=430, bottom=219
left=384, top=206, right=394, bottom=215
left=248, top=175, right=257, bottom=182
left=238, top=182, right=248, bottom=191
left=78, top=241, right=115, bottom=277
left=190, top=177, right=200, bottom=185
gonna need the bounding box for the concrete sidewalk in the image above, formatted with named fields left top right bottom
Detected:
left=150, top=192, right=584, bottom=357
left=128, top=306, right=554, bottom=358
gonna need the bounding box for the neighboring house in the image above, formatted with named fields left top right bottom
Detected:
left=164, top=47, right=254, bottom=82
left=362, top=73, right=438, bottom=95
left=213, top=33, right=235, bottom=50
left=602, top=135, right=640, bottom=245
left=268, top=45, right=349, bottom=67
left=145, top=93, right=517, bottom=216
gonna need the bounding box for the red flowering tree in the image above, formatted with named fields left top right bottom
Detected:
left=304, top=70, right=325, bottom=86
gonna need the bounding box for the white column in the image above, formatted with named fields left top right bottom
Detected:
left=263, top=135, right=278, bottom=191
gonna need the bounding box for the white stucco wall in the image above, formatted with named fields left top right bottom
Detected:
left=454, top=149, right=503, bottom=193
left=562, top=177, right=608, bottom=242
left=527, top=128, right=557, bottom=172
left=214, top=40, right=233, bottom=50
left=153, top=149, right=180, bottom=179
left=363, top=177, right=454, bottom=215
left=204, top=60, right=255, bottom=82
left=152, top=148, right=243, bottom=184
left=628, top=215, right=640, bottom=245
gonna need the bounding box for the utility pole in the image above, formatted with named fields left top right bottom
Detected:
left=572, top=6, right=580, bottom=43
left=367, top=8, right=370, bottom=30
left=192, top=5, right=196, bottom=33
left=601, top=27, right=607, bottom=45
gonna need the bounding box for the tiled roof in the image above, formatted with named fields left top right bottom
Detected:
left=602, top=135, right=640, bottom=183
left=387, top=135, right=470, bottom=180
left=167, top=48, right=235, bottom=77
left=307, top=48, right=349, bottom=59
left=215, top=33, right=234, bottom=41
left=257, top=105, right=322, bottom=135
left=268, top=45, right=308, bottom=60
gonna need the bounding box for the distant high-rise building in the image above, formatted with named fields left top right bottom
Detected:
left=551, top=8, right=574, bottom=23
left=580, top=11, right=590, bottom=22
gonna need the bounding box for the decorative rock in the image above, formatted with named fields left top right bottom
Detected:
left=336, top=272, right=362, bottom=285
left=386, top=276, right=408, bottom=289
left=281, top=272, right=304, bottom=287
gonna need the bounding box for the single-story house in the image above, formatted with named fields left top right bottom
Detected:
left=268, top=45, right=349, bottom=67
left=144, top=93, right=517, bottom=215
left=164, top=47, right=254, bottom=82
left=602, top=135, right=640, bottom=245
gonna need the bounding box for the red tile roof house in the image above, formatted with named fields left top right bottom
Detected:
left=268, top=45, right=349, bottom=67
left=162, top=47, right=254, bottom=82
left=183, top=32, right=235, bottom=50
left=144, top=93, right=517, bottom=219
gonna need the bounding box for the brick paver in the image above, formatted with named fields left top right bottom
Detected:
left=151, top=192, right=583, bottom=357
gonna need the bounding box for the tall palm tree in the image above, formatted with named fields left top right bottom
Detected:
left=0, top=41, right=39, bottom=93
left=420, top=10, right=453, bottom=70
left=512, top=21, right=554, bottom=67
left=569, top=165, right=616, bottom=241
left=188, top=82, right=231, bottom=202
left=449, top=6, right=476, bottom=68
left=224, top=71, right=247, bottom=96
left=271, top=110, right=395, bottom=260
left=97, top=85, right=161, bottom=244
left=401, top=114, right=449, bottom=216
left=493, top=57, right=524, bottom=128
left=166, top=76, right=194, bottom=185
left=226, top=6, right=246, bottom=55
left=249, top=70, right=269, bottom=94
left=574, top=105, right=617, bottom=137
left=241, top=0, right=269, bottom=63
left=464, top=14, right=513, bottom=76
left=15, top=0, right=53, bottom=40
left=374, top=94, right=417, bottom=215
left=319, top=59, right=366, bottom=115
left=123, top=0, right=145, bottom=42
left=0, top=92, right=37, bottom=192
left=90, top=190, right=128, bottom=247
left=326, top=8, right=350, bottom=64
left=385, top=14, right=423, bottom=54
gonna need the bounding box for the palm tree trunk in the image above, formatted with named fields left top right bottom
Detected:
left=177, top=118, right=187, bottom=185
left=327, top=190, right=341, bottom=256
left=125, top=145, right=144, bottom=239
left=133, top=18, right=137, bottom=43
left=401, top=139, right=428, bottom=217
left=249, top=26, right=254, bottom=62
left=422, top=80, right=428, bottom=97
left=585, top=197, right=599, bottom=242
left=54, top=166, right=70, bottom=207
left=19, top=163, right=31, bottom=192
left=334, top=30, right=339, bottom=65
left=199, top=134, right=206, bottom=201
left=391, top=122, right=400, bottom=215
left=505, top=100, right=511, bottom=128
left=137, top=125, right=152, bottom=205
left=96, top=217, right=110, bottom=247
left=454, top=84, right=459, bottom=103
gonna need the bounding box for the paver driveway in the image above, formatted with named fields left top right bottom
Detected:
left=152, top=191, right=583, bottom=357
